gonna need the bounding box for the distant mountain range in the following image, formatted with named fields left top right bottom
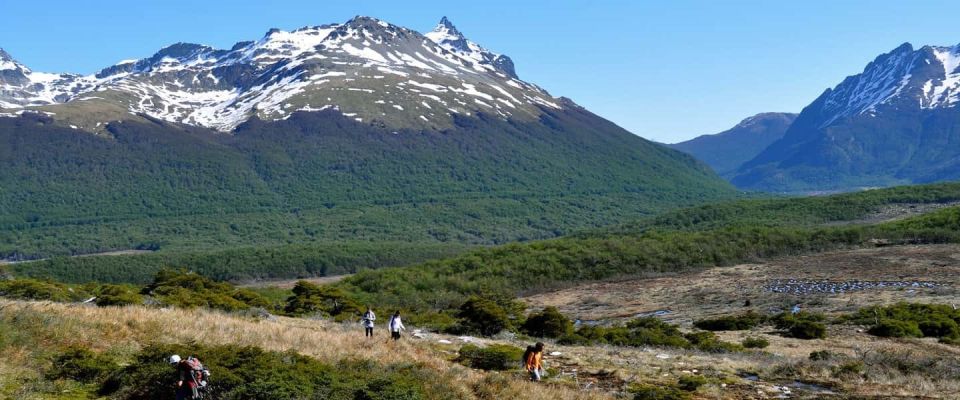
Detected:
left=731, top=43, right=960, bottom=192
left=0, top=16, right=733, bottom=259
left=669, top=112, right=796, bottom=177
left=669, top=43, right=960, bottom=193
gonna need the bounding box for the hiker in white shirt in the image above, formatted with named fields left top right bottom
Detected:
left=362, top=307, right=376, bottom=337
left=388, top=311, right=405, bottom=341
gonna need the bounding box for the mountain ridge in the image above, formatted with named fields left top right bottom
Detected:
left=669, top=112, right=797, bottom=176
left=0, top=16, right=555, bottom=132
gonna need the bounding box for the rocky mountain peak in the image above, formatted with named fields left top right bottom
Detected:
left=1, top=16, right=552, bottom=130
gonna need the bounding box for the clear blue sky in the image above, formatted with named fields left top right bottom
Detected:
left=3, top=0, right=960, bottom=143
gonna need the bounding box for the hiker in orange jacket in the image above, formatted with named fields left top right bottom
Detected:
left=524, top=342, right=545, bottom=381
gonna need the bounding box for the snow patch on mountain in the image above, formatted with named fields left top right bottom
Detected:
left=924, top=45, right=960, bottom=108
left=0, top=16, right=562, bottom=131
left=814, top=43, right=960, bottom=128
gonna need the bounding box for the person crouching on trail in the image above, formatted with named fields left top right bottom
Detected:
left=524, top=342, right=545, bottom=382
left=388, top=311, right=405, bottom=341
left=362, top=307, right=376, bottom=337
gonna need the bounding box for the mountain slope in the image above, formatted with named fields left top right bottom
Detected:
left=669, top=112, right=796, bottom=176
left=0, top=16, right=735, bottom=262
left=733, top=43, right=960, bottom=192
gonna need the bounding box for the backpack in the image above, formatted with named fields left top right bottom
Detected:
left=184, top=357, right=211, bottom=390
left=521, top=346, right=534, bottom=369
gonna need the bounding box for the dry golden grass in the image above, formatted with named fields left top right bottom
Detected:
left=0, top=300, right=611, bottom=400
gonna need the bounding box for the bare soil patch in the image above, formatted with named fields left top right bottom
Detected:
left=524, top=244, right=960, bottom=325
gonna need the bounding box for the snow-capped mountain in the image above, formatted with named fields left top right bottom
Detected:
left=809, top=43, right=960, bottom=128
left=424, top=17, right=517, bottom=79
left=0, top=49, right=91, bottom=108
left=0, top=16, right=562, bottom=132
left=733, top=42, right=960, bottom=193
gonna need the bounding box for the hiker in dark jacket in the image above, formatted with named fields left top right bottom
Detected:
left=362, top=307, right=377, bottom=337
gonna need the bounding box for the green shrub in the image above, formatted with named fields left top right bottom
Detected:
left=142, top=269, right=270, bottom=312
left=868, top=319, right=923, bottom=338
left=95, top=284, right=143, bottom=307
left=848, top=303, right=960, bottom=340
left=283, top=280, right=361, bottom=317
left=563, top=318, right=741, bottom=352
left=773, top=312, right=827, bottom=339
left=0, top=278, right=82, bottom=302
left=623, top=318, right=692, bottom=348
left=407, top=311, right=458, bottom=332
left=788, top=320, right=827, bottom=339
left=809, top=350, right=833, bottom=361
left=455, top=297, right=511, bottom=336
left=693, top=311, right=765, bottom=331
left=102, top=343, right=433, bottom=400
left=939, top=336, right=960, bottom=346
left=457, top=344, right=524, bottom=371
left=521, top=307, right=573, bottom=338
left=832, top=361, right=865, bottom=378
left=684, top=331, right=744, bottom=353
left=631, top=383, right=691, bottom=400
left=677, top=375, right=708, bottom=391
left=742, top=337, right=770, bottom=349
left=557, top=333, right=589, bottom=346
left=46, top=346, right=118, bottom=383
left=918, top=317, right=960, bottom=338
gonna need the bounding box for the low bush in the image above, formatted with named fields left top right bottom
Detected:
left=772, top=312, right=827, bottom=339
left=455, top=297, right=513, bottom=337
left=809, top=350, right=833, bottom=361
left=631, top=383, right=691, bottom=400
left=741, top=337, right=769, bottom=349
left=684, top=331, right=744, bottom=353
left=693, top=311, right=765, bottom=331
left=832, top=361, right=865, bottom=378
left=557, top=333, right=589, bottom=346
left=283, top=280, right=361, bottom=318
left=868, top=319, right=923, bottom=338
left=457, top=344, right=524, bottom=371
left=95, top=284, right=143, bottom=307
left=103, top=343, right=435, bottom=399
left=790, top=320, right=827, bottom=339
left=561, top=318, right=742, bottom=352
left=46, top=346, right=118, bottom=383
left=677, top=375, right=708, bottom=391
left=520, top=307, right=573, bottom=338
left=0, top=278, right=84, bottom=302
left=142, top=269, right=270, bottom=312
left=848, top=303, right=960, bottom=340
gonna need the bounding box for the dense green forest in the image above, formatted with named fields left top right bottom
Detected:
left=592, top=182, right=960, bottom=236
left=12, top=182, right=960, bottom=286
left=1, top=110, right=734, bottom=281
left=12, top=242, right=470, bottom=284
left=331, top=202, right=960, bottom=311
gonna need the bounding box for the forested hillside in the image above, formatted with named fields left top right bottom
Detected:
left=2, top=108, right=734, bottom=277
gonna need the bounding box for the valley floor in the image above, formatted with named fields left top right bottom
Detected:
left=525, top=244, right=960, bottom=324
left=524, top=244, right=960, bottom=398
